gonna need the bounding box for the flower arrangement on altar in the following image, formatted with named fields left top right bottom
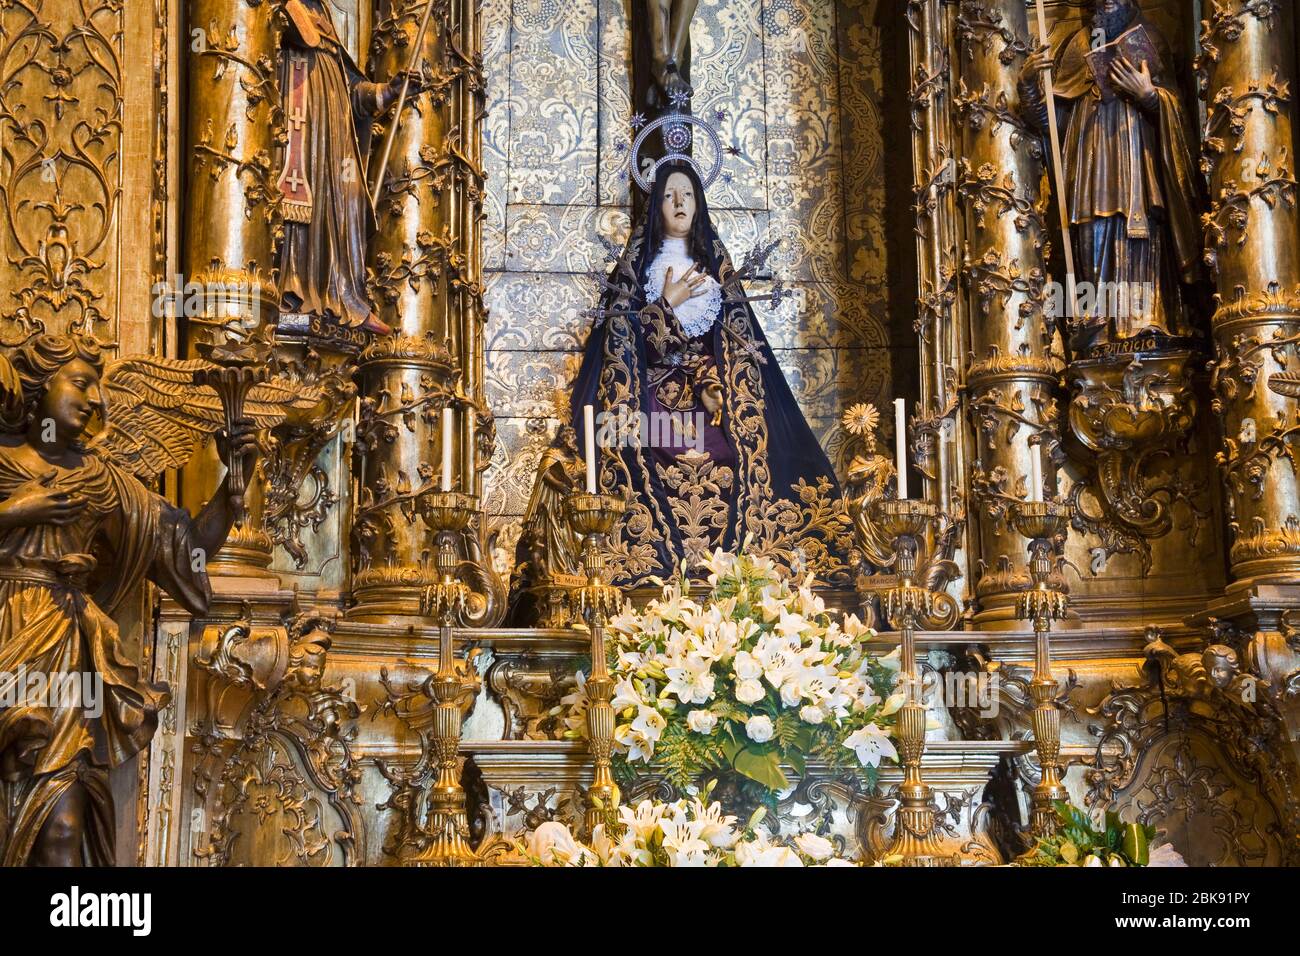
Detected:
left=521, top=788, right=858, bottom=867
left=1019, top=802, right=1184, bottom=867
left=557, top=547, right=901, bottom=803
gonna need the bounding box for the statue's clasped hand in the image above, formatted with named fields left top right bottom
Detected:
left=1022, top=45, right=1052, bottom=81
left=382, top=69, right=425, bottom=111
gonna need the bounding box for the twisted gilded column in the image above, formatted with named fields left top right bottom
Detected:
left=350, top=0, right=490, bottom=619
left=907, top=0, right=973, bottom=608
left=182, top=0, right=283, bottom=576
left=1201, top=1, right=1300, bottom=589
left=955, top=1, right=1060, bottom=625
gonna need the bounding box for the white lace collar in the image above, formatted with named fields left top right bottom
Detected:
left=644, top=238, right=722, bottom=338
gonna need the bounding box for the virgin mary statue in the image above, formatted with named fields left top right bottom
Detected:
left=509, top=161, right=853, bottom=615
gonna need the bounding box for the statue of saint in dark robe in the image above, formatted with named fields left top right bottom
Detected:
left=507, top=163, right=853, bottom=621
left=1019, top=0, right=1203, bottom=355
left=278, top=0, right=411, bottom=336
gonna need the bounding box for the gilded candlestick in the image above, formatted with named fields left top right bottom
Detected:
left=872, top=498, right=956, bottom=866
left=1010, top=499, right=1072, bottom=841
left=564, top=492, right=626, bottom=836
left=409, top=490, right=481, bottom=866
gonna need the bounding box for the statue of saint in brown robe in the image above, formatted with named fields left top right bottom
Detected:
left=1020, top=0, right=1203, bottom=355
left=278, top=0, right=407, bottom=336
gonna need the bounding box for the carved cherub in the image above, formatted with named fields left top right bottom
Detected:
left=1143, top=629, right=1258, bottom=714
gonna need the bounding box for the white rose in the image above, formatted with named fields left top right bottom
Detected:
left=687, top=709, right=718, bottom=734
left=780, top=681, right=803, bottom=708
left=735, top=678, right=765, bottom=704
left=733, top=651, right=762, bottom=681
left=794, top=832, right=834, bottom=861
left=745, top=714, right=774, bottom=742
left=799, top=704, right=826, bottom=725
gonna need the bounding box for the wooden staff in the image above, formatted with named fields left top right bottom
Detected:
left=368, top=0, right=437, bottom=209
left=1033, top=0, right=1077, bottom=322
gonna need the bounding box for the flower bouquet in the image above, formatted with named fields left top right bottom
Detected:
left=558, top=548, right=901, bottom=808
left=522, top=787, right=857, bottom=867
left=1019, top=801, right=1184, bottom=867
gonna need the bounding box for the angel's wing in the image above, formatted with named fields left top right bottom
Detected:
left=0, top=351, right=23, bottom=429
left=87, top=355, right=323, bottom=482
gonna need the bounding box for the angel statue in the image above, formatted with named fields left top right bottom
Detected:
left=0, top=333, right=306, bottom=866
left=507, top=116, right=853, bottom=616
left=840, top=403, right=895, bottom=572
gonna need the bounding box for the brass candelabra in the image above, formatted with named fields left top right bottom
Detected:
left=872, top=498, right=956, bottom=866
left=1009, top=499, right=1072, bottom=841
left=564, top=492, right=627, bottom=836
left=409, top=490, right=481, bottom=866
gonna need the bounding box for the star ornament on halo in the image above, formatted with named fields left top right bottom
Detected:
left=626, top=107, right=727, bottom=194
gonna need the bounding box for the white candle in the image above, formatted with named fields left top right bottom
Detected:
left=467, top=411, right=476, bottom=490
left=894, top=398, right=908, bottom=500
left=441, top=405, right=453, bottom=492
left=1030, top=443, right=1043, bottom=503
left=584, top=404, right=597, bottom=494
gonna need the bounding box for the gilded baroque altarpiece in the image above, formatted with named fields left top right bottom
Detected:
left=1, top=0, right=1299, bottom=866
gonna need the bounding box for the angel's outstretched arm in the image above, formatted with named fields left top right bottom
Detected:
left=189, top=417, right=260, bottom=563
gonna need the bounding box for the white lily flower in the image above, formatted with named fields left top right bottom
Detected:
left=842, top=612, right=874, bottom=640
left=843, top=723, right=898, bottom=768
left=703, top=547, right=736, bottom=581
left=664, top=654, right=716, bottom=705
left=631, top=704, right=667, bottom=741
left=611, top=677, right=642, bottom=711
left=527, top=821, right=583, bottom=866
left=757, top=588, right=787, bottom=623
left=794, top=832, right=834, bottom=861
left=796, top=586, right=826, bottom=618
left=774, top=609, right=810, bottom=640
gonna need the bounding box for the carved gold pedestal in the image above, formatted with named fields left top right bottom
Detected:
left=873, top=499, right=957, bottom=866
left=565, top=493, right=627, bottom=836
left=1010, top=500, right=1071, bottom=840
